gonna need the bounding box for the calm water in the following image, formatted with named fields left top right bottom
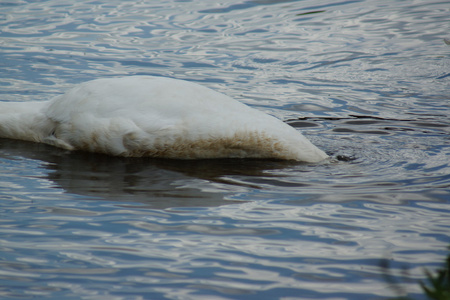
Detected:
left=1, top=0, right=449, bottom=299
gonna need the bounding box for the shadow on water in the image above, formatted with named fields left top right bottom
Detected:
left=0, top=138, right=300, bottom=208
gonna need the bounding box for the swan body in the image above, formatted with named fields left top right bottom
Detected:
left=0, top=76, right=328, bottom=162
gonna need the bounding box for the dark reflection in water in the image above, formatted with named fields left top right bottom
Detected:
left=0, top=138, right=301, bottom=208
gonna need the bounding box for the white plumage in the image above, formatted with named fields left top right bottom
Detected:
left=0, top=76, right=328, bottom=162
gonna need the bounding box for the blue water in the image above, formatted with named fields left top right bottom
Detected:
left=1, top=0, right=449, bottom=299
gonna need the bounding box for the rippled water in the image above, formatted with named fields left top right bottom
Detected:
left=1, top=0, right=449, bottom=299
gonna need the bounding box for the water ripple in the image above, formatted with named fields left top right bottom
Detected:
left=1, top=0, right=449, bottom=299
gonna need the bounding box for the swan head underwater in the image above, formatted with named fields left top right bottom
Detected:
left=0, top=76, right=328, bottom=162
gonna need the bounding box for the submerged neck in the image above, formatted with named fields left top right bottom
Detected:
left=0, top=101, right=51, bottom=143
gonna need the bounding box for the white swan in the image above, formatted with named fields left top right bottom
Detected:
left=0, top=76, right=328, bottom=162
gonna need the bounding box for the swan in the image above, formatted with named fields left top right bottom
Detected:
left=0, top=76, right=328, bottom=162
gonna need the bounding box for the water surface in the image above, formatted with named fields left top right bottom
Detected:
left=0, top=0, right=449, bottom=299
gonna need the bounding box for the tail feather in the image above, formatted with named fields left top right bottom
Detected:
left=0, top=101, right=53, bottom=143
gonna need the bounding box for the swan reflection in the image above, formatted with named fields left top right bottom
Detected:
left=0, top=138, right=296, bottom=208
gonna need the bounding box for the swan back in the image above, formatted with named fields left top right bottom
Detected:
left=2, top=76, right=328, bottom=162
